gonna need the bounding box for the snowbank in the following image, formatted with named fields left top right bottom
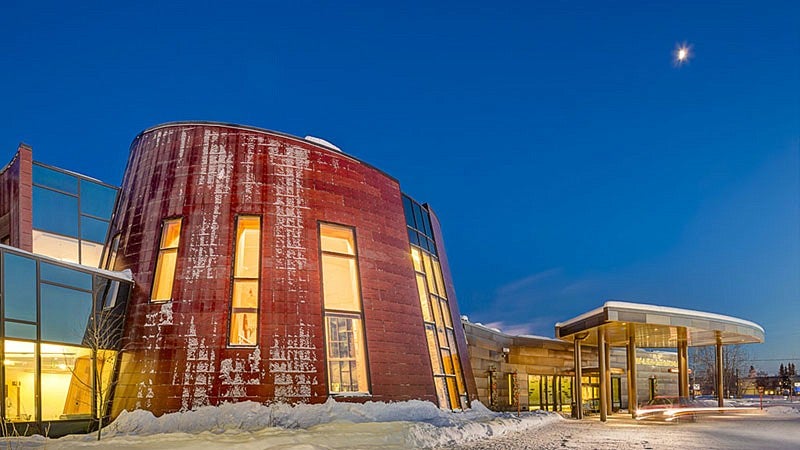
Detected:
left=8, top=399, right=560, bottom=449
left=765, top=405, right=800, bottom=416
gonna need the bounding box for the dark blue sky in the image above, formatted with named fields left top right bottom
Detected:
left=2, top=1, right=798, bottom=372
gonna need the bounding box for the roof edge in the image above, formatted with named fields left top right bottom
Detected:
left=134, top=121, right=400, bottom=184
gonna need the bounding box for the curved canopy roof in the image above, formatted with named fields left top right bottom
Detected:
left=555, top=301, right=764, bottom=348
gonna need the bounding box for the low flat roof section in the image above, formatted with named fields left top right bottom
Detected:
left=555, top=301, right=764, bottom=347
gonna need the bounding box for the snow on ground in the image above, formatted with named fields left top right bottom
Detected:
left=1, top=399, right=560, bottom=449
left=764, top=405, right=800, bottom=416
left=451, top=404, right=800, bottom=450
left=5, top=400, right=798, bottom=449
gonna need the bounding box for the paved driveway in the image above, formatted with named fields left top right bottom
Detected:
left=448, top=411, right=800, bottom=450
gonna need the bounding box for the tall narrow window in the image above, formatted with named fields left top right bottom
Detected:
left=229, top=216, right=261, bottom=346
left=320, top=223, right=369, bottom=394
left=410, top=243, right=468, bottom=410
left=150, top=218, right=181, bottom=302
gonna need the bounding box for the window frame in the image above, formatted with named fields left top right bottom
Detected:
left=318, top=221, right=371, bottom=395
left=31, top=162, right=117, bottom=267
left=101, top=233, right=121, bottom=271
left=0, top=246, right=130, bottom=424
left=324, top=312, right=369, bottom=394
left=149, top=217, right=182, bottom=303
left=410, top=242, right=466, bottom=410
left=228, top=215, right=262, bottom=347
left=401, top=194, right=438, bottom=256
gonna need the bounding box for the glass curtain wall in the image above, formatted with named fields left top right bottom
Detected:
left=527, top=375, right=573, bottom=413
left=581, top=375, right=600, bottom=413
left=403, top=195, right=467, bottom=410
left=1, top=248, right=130, bottom=425
left=31, top=163, right=118, bottom=268
left=319, top=223, right=369, bottom=394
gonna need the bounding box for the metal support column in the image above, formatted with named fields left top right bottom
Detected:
left=598, top=327, right=608, bottom=422
left=716, top=332, right=724, bottom=408
left=677, top=327, right=689, bottom=398
left=574, top=336, right=584, bottom=419
left=604, top=340, right=612, bottom=415
left=626, top=324, right=637, bottom=418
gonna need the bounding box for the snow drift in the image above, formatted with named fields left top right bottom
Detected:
left=8, top=399, right=560, bottom=449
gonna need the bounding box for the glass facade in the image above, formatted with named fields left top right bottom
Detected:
left=31, top=163, right=118, bottom=268
left=319, top=223, right=369, bottom=394
left=403, top=194, right=467, bottom=410
left=402, top=195, right=437, bottom=256
left=0, top=247, right=131, bottom=426
left=528, top=375, right=573, bottom=413
left=229, top=216, right=261, bottom=346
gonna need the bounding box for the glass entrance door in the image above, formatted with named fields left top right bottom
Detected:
left=581, top=375, right=600, bottom=413
left=611, top=377, right=622, bottom=412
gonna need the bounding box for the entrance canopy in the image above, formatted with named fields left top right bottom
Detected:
left=555, top=301, right=764, bottom=421
left=555, top=301, right=764, bottom=347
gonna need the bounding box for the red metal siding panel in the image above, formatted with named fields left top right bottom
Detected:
left=111, top=124, right=437, bottom=417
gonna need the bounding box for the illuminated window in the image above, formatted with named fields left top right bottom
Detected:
left=325, top=314, right=368, bottom=393
left=4, top=340, right=37, bottom=422
left=0, top=244, right=128, bottom=424
left=409, top=241, right=467, bottom=410
left=320, top=223, right=369, bottom=394
left=150, top=218, right=181, bottom=302
left=103, top=234, right=121, bottom=271
left=80, top=241, right=103, bottom=268
left=32, top=230, right=79, bottom=264
left=40, top=343, right=94, bottom=421
left=229, top=216, right=260, bottom=346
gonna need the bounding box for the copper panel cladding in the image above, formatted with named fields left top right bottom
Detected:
left=109, top=123, right=439, bottom=416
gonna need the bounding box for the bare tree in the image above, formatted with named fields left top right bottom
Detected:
left=690, top=344, right=750, bottom=397
left=61, top=278, right=131, bottom=441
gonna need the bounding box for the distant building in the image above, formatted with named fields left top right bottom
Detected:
left=463, top=319, right=678, bottom=414
left=463, top=299, right=763, bottom=420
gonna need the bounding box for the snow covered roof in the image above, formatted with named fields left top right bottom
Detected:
left=462, top=318, right=563, bottom=343
left=554, top=300, right=764, bottom=348
left=304, top=135, right=342, bottom=152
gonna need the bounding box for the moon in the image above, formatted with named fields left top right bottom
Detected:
left=674, top=43, right=692, bottom=66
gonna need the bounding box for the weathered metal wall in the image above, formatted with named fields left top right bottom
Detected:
left=109, top=123, right=443, bottom=416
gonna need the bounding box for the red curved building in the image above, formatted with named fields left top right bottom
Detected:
left=109, top=122, right=476, bottom=416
